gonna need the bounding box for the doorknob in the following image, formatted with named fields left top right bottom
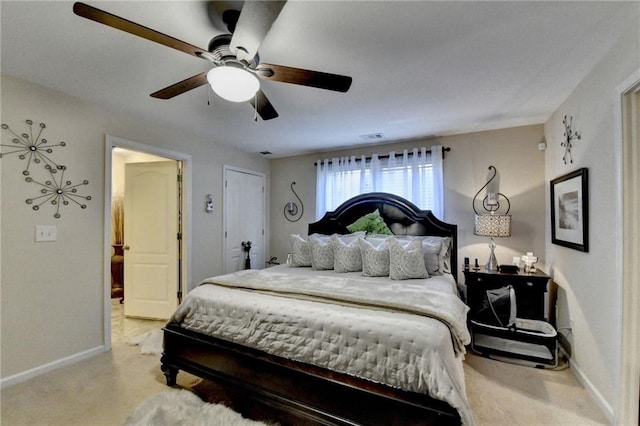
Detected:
left=123, top=245, right=130, bottom=251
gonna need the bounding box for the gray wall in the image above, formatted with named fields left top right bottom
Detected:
left=269, top=124, right=546, bottom=280
left=543, top=9, right=640, bottom=419
left=0, top=75, right=270, bottom=380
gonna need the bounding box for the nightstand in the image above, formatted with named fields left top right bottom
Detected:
left=464, top=269, right=550, bottom=321
left=464, top=268, right=557, bottom=366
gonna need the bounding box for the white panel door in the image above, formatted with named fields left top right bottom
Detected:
left=124, top=161, right=179, bottom=319
left=224, top=168, right=265, bottom=273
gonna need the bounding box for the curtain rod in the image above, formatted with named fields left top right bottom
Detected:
left=314, top=147, right=451, bottom=166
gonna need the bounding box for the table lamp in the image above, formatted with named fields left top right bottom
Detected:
left=473, top=166, right=511, bottom=271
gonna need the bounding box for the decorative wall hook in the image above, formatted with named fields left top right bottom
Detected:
left=284, top=181, right=304, bottom=222
left=561, top=115, right=581, bottom=165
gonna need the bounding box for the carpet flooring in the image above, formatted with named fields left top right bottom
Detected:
left=463, top=354, right=608, bottom=425
left=0, top=303, right=609, bottom=425
left=125, top=389, right=269, bottom=426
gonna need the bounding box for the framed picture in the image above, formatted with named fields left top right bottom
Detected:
left=550, top=168, right=589, bottom=252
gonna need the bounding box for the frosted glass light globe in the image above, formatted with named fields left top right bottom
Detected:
left=207, top=66, right=260, bottom=103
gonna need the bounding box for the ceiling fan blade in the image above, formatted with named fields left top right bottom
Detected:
left=249, top=90, right=279, bottom=121
left=230, top=1, right=286, bottom=62
left=150, top=72, right=209, bottom=99
left=256, top=64, right=352, bottom=93
left=73, top=2, right=208, bottom=58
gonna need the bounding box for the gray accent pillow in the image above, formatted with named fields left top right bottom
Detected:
left=389, top=237, right=429, bottom=280
left=358, top=238, right=390, bottom=277
left=310, top=235, right=335, bottom=270
left=333, top=237, right=363, bottom=273
left=366, top=235, right=451, bottom=275
left=289, top=234, right=311, bottom=267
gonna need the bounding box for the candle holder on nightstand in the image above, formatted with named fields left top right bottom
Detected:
left=522, top=252, right=538, bottom=274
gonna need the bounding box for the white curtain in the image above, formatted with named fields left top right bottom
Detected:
left=431, top=145, right=444, bottom=218
left=315, top=155, right=366, bottom=219
left=315, top=145, right=445, bottom=219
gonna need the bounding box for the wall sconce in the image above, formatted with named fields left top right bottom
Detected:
left=205, top=194, right=214, bottom=213
left=473, top=165, right=511, bottom=271
left=284, top=181, right=303, bottom=222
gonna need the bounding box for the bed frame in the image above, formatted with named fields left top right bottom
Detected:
left=161, top=193, right=460, bottom=425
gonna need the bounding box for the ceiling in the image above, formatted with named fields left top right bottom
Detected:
left=1, top=1, right=636, bottom=158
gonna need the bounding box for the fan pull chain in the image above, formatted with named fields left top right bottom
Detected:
left=254, top=92, right=258, bottom=122
left=207, top=85, right=211, bottom=106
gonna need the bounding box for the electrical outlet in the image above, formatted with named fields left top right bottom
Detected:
left=35, top=225, right=57, bottom=242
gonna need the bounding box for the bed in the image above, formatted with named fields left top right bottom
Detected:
left=161, top=192, right=472, bottom=425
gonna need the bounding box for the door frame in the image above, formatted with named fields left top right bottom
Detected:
left=223, top=165, right=266, bottom=273
left=615, top=68, right=640, bottom=425
left=103, top=135, right=192, bottom=350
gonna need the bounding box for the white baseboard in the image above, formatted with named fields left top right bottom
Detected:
left=0, top=345, right=107, bottom=389
left=569, top=356, right=615, bottom=424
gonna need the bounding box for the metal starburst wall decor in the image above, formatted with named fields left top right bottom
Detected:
left=25, top=166, right=91, bottom=219
left=0, top=120, right=66, bottom=175
left=561, top=115, right=581, bottom=165
left=1, top=119, right=91, bottom=218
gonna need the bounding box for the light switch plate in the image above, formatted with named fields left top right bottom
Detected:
left=35, top=225, right=57, bottom=242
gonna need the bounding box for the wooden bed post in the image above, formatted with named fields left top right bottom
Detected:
left=160, top=356, right=178, bottom=386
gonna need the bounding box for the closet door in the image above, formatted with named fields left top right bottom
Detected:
left=224, top=167, right=265, bottom=273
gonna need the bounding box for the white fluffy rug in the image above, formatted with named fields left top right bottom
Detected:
left=125, top=389, right=268, bottom=426
left=127, top=329, right=164, bottom=355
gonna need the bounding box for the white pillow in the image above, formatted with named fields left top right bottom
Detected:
left=367, top=234, right=422, bottom=242
left=421, top=239, right=442, bottom=275
left=358, top=238, right=390, bottom=277
left=333, top=237, right=362, bottom=273
left=365, top=234, right=393, bottom=242
left=439, top=237, right=452, bottom=273
left=289, top=234, right=311, bottom=267
left=308, top=233, right=333, bottom=245
left=389, top=237, right=429, bottom=280
left=310, top=235, right=335, bottom=270
left=422, top=236, right=452, bottom=274
left=335, top=231, right=366, bottom=243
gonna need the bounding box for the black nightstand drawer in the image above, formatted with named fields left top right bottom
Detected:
left=464, top=269, right=556, bottom=366
left=464, top=269, right=550, bottom=320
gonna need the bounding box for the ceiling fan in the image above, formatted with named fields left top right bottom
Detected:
left=72, top=1, right=352, bottom=121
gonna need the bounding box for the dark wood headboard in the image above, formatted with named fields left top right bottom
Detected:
left=308, top=192, right=458, bottom=282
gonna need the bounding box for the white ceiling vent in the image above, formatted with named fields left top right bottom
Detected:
left=359, top=133, right=384, bottom=141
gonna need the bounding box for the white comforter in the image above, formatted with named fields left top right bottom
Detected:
left=169, top=267, right=474, bottom=425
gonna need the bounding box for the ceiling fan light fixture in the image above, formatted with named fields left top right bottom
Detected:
left=207, top=64, right=260, bottom=103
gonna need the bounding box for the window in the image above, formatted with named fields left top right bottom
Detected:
left=316, top=146, right=444, bottom=219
